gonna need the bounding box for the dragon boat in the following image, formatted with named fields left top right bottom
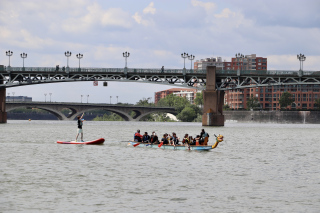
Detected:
left=127, top=135, right=223, bottom=151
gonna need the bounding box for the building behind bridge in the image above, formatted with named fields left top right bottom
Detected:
left=154, top=88, right=198, bottom=104
left=195, top=54, right=320, bottom=110
left=6, top=96, right=32, bottom=102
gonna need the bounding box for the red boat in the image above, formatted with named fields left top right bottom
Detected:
left=57, top=138, right=105, bottom=145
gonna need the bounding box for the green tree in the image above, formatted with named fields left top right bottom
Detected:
left=246, top=95, right=260, bottom=110
left=157, top=94, right=190, bottom=113
left=314, top=98, right=320, bottom=110
left=279, top=91, right=294, bottom=109
left=93, top=113, right=124, bottom=121
left=194, top=91, right=203, bottom=106
left=223, top=104, right=230, bottom=110
left=176, top=106, right=197, bottom=122
left=135, top=98, right=154, bottom=106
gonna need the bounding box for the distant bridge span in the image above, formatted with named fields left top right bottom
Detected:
left=6, top=102, right=177, bottom=121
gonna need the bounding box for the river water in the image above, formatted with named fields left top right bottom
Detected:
left=0, top=120, right=319, bottom=213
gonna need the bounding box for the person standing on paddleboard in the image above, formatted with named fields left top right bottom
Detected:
left=76, top=113, right=85, bottom=142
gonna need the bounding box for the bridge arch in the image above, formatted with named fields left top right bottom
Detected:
left=6, top=105, right=66, bottom=120
left=68, top=107, right=133, bottom=121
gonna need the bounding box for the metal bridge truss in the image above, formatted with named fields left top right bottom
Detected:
left=1, top=66, right=320, bottom=90
left=216, top=70, right=320, bottom=90
left=0, top=67, right=207, bottom=89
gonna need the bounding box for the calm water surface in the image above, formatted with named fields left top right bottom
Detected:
left=0, top=120, right=319, bottom=213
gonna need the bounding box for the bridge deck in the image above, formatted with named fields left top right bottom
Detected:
left=1, top=66, right=320, bottom=90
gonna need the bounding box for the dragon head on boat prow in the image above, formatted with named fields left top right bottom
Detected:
left=212, top=134, right=223, bottom=149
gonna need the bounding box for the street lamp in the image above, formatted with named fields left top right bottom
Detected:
left=123, top=51, right=130, bottom=68
left=181, top=52, right=188, bottom=69
left=235, top=53, right=244, bottom=70
left=87, top=95, right=89, bottom=103
left=76, top=53, right=83, bottom=69
left=297, top=53, right=306, bottom=71
left=65, top=51, right=72, bottom=67
left=49, top=93, right=52, bottom=102
left=188, top=54, right=195, bottom=70
left=6, top=50, right=13, bottom=67
left=81, top=95, right=83, bottom=103
left=12, top=92, right=15, bottom=102
left=110, top=96, right=112, bottom=104
left=20, top=53, right=27, bottom=68
left=116, top=96, right=118, bottom=104
left=44, top=93, right=47, bottom=102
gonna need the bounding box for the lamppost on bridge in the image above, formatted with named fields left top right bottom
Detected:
left=181, top=52, right=188, bottom=69
left=297, top=53, right=306, bottom=71
left=76, top=53, right=83, bottom=70
left=44, top=93, right=47, bottom=102
left=87, top=95, right=89, bottom=103
left=20, top=53, right=27, bottom=68
left=123, top=51, right=130, bottom=68
left=188, top=54, right=195, bottom=70
left=49, top=93, right=52, bottom=102
left=12, top=92, right=15, bottom=102
left=235, top=53, right=245, bottom=70
left=81, top=95, right=83, bottom=103
left=110, top=96, right=112, bottom=104
left=6, top=50, right=13, bottom=67
left=116, top=96, right=118, bottom=104
left=65, top=51, right=72, bottom=67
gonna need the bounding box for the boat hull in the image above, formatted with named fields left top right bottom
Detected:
left=128, top=142, right=213, bottom=151
left=57, top=138, right=105, bottom=145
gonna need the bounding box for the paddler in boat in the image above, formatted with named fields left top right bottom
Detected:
left=182, top=134, right=189, bottom=145
left=134, top=129, right=143, bottom=142
left=161, top=134, right=169, bottom=145
left=199, top=129, right=209, bottom=144
left=150, top=131, right=159, bottom=144
left=142, top=132, right=151, bottom=143
left=75, top=113, right=85, bottom=142
left=170, top=132, right=180, bottom=146
left=193, top=135, right=200, bottom=145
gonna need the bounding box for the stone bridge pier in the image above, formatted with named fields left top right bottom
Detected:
left=202, top=66, right=224, bottom=126
left=0, top=80, right=7, bottom=123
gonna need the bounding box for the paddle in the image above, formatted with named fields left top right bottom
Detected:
left=158, top=142, right=163, bottom=148
left=133, top=143, right=140, bottom=147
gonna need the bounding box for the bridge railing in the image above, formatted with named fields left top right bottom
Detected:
left=3, top=67, right=320, bottom=76
left=4, top=67, right=207, bottom=74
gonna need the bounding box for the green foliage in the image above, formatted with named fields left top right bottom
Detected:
left=279, top=91, right=294, bottom=109
left=152, top=113, right=176, bottom=122
left=315, top=98, right=320, bottom=110
left=246, top=95, right=260, bottom=110
left=155, top=94, right=203, bottom=122
left=157, top=94, right=190, bottom=113
left=194, top=91, right=203, bottom=106
left=92, top=113, right=124, bottom=121
left=223, top=104, right=230, bottom=110
left=176, top=106, right=197, bottom=122
left=192, top=114, right=203, bottom=122
left=135, top=98, right=154, bottom=106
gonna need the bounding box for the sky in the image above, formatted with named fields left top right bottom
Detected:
left=1, top=0, right=319, bottom=104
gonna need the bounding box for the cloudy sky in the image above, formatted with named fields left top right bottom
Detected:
left=1, top=0, right=319, bottom=103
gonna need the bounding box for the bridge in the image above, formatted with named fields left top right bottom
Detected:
left=5, top=102, right=176, bottom=121
left=1, top=65, right=320, bottom=125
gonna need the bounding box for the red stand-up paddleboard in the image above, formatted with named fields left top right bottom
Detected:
left=57, top=138, right=105, bottom=145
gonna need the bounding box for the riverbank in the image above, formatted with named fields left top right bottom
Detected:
left=224, top=111, right=320, bottom=124
left=7, top=111, right=320, bottom=124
